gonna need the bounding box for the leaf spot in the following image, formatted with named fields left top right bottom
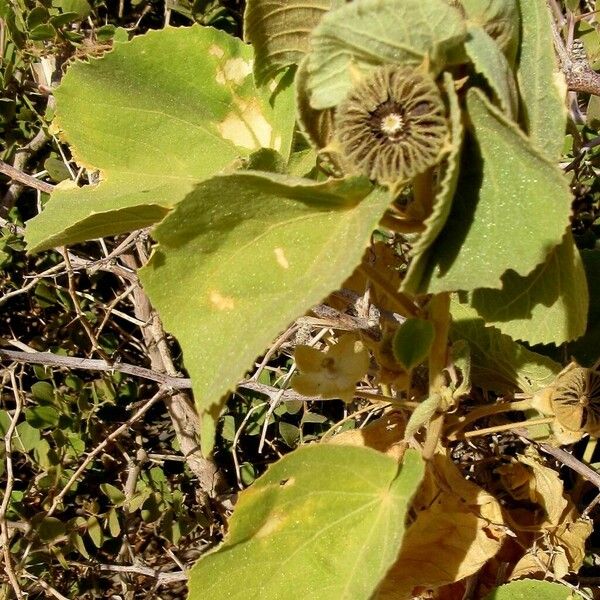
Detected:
left=274, top=247, right=289, bottom=269
left=209, top=290, right=235, bottom=311
left=217, top=99, right=272, bottom=150
left=215, top=58, right=253, bottom=85
left=209, top=44, right=224, bottom=58
left=255, top=512, right=287, bottom=540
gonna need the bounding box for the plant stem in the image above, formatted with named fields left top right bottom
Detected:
left=445, top=398, right=534, bottom=438
left=460, top=416, right=555, bottom=439
left=423, top=293, right=450, bottom=459
left=358, top=263, right=419, bottom=318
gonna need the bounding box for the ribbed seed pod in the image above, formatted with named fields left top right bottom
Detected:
left=551, top=364, right=600, bottom=437
left=334, top=66, right=448, bottom=187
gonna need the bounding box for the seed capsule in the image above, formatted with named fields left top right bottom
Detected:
left=335, top=66, right=448, bottom=187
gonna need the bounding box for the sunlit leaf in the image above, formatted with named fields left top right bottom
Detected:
left=306, top=0, right=466, bottom=109
left=464, top=25, right=518, bottom=117
left=414, top=89, right=572, bottom=294
left=139, top=172, right=392, bottom=454
left=470, top=231, right=589, bottom=345
left=485, top=579, right=573, bottom=600
left=451, top=300, right=561, bottom=394
left=403, top=73, right=463, bottom=294
left=518, top=0, right=567, bottom=161
left=187, top=445, right=425, bottom=600
left=25, top=26, right=296, bottom=252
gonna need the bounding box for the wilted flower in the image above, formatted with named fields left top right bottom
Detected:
left=292, top=334, right=369, bottom=402
left=533, top=362, right=600, bottom=444
left=334, top=65, right=448, bottom=187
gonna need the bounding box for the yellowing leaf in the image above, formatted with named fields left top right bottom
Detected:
left=292, top=334, right=370, bottom=402
left=25, top=26, right=296, bottom=252
left=376, top=454, right=505, bottom=599
left=187, top=445, right=425, bottom=600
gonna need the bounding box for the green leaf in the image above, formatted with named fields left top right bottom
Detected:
left=187, top=446, right=425, bottom=600
left=306, top=0, right=466, bottom=109
left=470, top=231, right=589, bottom=345
left=37, top=516, right=66, bottom=543
left=518, top=0, right=567, bottom=161
left=412, top=88, right=572, bottom=294
left=402, top=73, right=463, bottom=294
left=59, top=0, right=90, bottom=19
left=460, top=0, right=520, bottom=64
left=392, top=318, right=435, bottom=371
left=464, top=25, right=518, bottom=118
left=29, top=23, right=56, bottom=40
left=451, top=300, right=561, bottom=394
left=25, top=25, right=296, bottom=253
left=139, top=172, right=391, bottom=454
left=15, top=422, right=42, bottom=453
left=485, top=579, right=573, bottom=600
left=244, top=0, right=341, bottom=85
left=567, top=249, right=600, bottom=366
left=100, top=483, right=126, bottom=506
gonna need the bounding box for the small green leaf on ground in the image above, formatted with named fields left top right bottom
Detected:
left=187, top=445, right=425, bottom=600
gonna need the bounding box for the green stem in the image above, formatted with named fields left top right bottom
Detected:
left=423, top=293, right=451, bottom=459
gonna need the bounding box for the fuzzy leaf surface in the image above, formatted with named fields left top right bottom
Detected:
left=451, top=301, right=561, bottom=394
left=518, top=0, right=567, bottom=161
left=187, top=446, right=425, bottom=600
left=415, top=89, right=572, bottom=293
left=25, top=25, right=295, bottom=252
left=244, top=0, right=343, bottom=84
left=139, top=172, right=391, bottom=454
left=464, top=25, right=517, bottom=117
left=485, top=579, right=573, bottom=600
left=306, top=0, right=466, bottom=109
left=470, top=231, right=588, bottom=345
left=402, top=73, right=463, bottom=294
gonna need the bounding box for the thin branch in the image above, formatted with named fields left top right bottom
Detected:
left=0, top=370, right=25, bottom=600
left=0, top=159, right=54, bottom=195
left=45, top=387, right=168, bottom=516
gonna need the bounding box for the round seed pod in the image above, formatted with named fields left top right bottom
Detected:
left=550, top=364, right=600, bottom=437
left=334, top=65, right=448, bottom=187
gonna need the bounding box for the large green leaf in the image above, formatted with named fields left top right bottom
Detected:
left=187, top=445, right=425, bottom=600
left=464, top=25, right=517, bottom=118
left=485, top=579, right=573, bottom=600
left=306, top=0, right=466, bottom=109
left=25, top=25, right=295, bottom=253
left=567, top=249, right=600, bottom=366
left=138, top=172, right=392, bottom=454
left=518, top=0, right=567, bottom=161
left=244, top=0, right=344, bottom=85
left=470, top=231, right=589, bottom=345
left=413, top=89, right=572, bottom=294
left=451, top=301, right=561, bottom=394
left=402, top=73, right=463, bottom=294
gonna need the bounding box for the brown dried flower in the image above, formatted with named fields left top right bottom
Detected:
left=334, top=65, right=448, bottom=187
left=533, top=362, right=600, bottom=443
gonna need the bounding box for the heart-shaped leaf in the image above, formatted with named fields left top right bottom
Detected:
left=25, top=25, right=296, bottom=252
left=187, top=445, right=425, bottom=600
left=138, top=172, right=392, bottom=454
